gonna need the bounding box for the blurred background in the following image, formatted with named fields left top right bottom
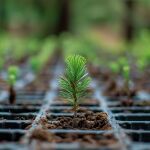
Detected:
left=0, top=0, right=150, bottom=63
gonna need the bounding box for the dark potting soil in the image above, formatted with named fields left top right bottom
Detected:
left=44, top=110, right=111, bottom=130
left=30, top=128, right=117, bottom=146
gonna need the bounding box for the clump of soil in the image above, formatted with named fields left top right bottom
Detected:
left=30, top=128, right=117, bottom=147
left=52, top=133, right=117, bottom=146
left=45, top=110, right=111, bottom=130
left=30, top=128, right=54, bottom=142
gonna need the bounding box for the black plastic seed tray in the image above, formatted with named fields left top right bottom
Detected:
left=0, top=129, right=25, bottom=142
left=0, top=106, right=40, bottom=113
left=125, top=130, right=150, bottom=143
left=16, top=91, right=45, bottom=100
left=111, top=107, right=150, bottom=113
left=115, top=114, right=150, bottom=121
left=0, top=120, right=31, bottom=129
left=0, top=73, right=150, bottom=150
left=118, top=121, right=150, bottom=130
left=0, top=91, right=45, bottom=105
left=48, top=106, right=102, bottom=113
left=36, top=130, right=121, bottom=150
left=0, top=113, right=36, bottom=120
left=0, top=89, right=46, bottom=148
left=106, top=95, right=150, bottom=147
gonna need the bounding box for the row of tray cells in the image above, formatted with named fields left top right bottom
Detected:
left=39, top=97, right=121, bottom=149
left=0, top=96, right=121, bottom=149
left=0, top=92, right=44, bottom=142
left=106, top=97, right=150, bottom=143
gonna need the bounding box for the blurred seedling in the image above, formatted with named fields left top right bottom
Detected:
left=29, top=57, right=42, bottom=74
left=7, top=66, right=19, bottom=104
left=122, top=64, right=131, bottom=97
left=109, top=62, right=120, bottom=75
left=137, top=58, right=147, bottom=72
left=118, top=57, right=128, bottom=73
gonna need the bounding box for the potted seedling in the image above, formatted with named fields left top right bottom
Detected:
left=121, top=64, right=137, bottom=106
left=7, top=66, right=19, bottom=104
left=59, top=55, right=91, bottom=117
left=46, top=55, right=110, bottom=130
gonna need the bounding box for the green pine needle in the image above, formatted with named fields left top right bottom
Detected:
left=59, top=55, right=91, bottom=113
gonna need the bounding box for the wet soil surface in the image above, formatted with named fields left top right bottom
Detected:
left=44, top=110, right=111, bottom=130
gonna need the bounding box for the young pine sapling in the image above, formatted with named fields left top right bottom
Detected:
left=7, top=66, right=19, bottom=104
left=59, top=55, right=91, bottom=117
left=122, top=65, right=131, bottom=97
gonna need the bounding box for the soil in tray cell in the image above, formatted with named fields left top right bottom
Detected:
left=30, top=129, right=118, bottom=148
left=45, top=110, right=111, bottom=130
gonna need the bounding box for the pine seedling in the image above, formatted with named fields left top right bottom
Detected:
left=122, top=64, right=131, bottom=97
left=29, top=57, right=42, bottom=73
left=59, top=55, right=91, bottom=117
left=7, top=66, right=19, bottom=104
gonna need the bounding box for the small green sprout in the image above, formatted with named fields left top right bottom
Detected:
left=8, top=66, right=18, bottom=85
left=59, top=55, right=91, bottom=117
left=7, top=66, right=19, bottom=104
left=122, top=64, right=131, bottom=97
left=109, top=62, right=120, bottom=74
left=122, top=65, right=130, bottom=80
left=29, top=57, right=42, bottom=73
